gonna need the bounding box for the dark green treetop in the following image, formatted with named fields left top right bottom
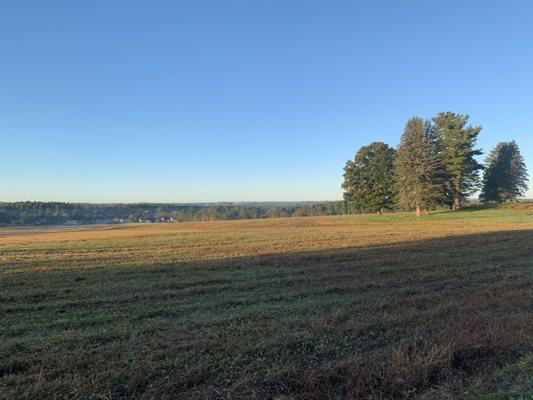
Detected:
left=342, top=141, right=396, bottom=213
left=432, top=112, right=483, bottom=209
left=480, top=141, right=528, bottom=203
left=394, top=117, right=447, bottom=215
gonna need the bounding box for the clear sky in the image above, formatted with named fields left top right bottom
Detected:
left=2, top=0, right=533, bottom=202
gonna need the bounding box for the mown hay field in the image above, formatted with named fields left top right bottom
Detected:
left=1, top=208, right=532, bottom=399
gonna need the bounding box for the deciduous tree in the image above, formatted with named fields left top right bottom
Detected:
left=342, top=142, right=396, bottom=214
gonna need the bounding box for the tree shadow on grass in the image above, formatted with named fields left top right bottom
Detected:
left=1, top=229, right=533, bottom=399
left=448, top=204, right=496, bottom=212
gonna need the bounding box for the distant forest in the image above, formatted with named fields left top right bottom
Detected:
left=0, top=202, right=348, bottom=226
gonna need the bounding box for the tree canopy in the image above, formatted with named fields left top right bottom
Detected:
left=343, top=113, right=528, bottom=216
left=432, top=112, right=483, bottom=209
left=480, top=141, right=528, bottom=203
left=342, top=142, right=396, bottom=213
left=394, top=117, right=447, bottom=216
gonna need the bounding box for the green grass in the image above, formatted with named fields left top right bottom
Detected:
left=338, top=205, right=533, bottom=224
left=1, top=208, right=532, bottom=399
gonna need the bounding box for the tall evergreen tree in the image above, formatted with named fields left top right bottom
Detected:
left=394, top=117, right=446, bottom=216
left=480, top=141, right=528, bottom=203
left=342, top=142, right=396, bottom=214
left=432, top=112, right=483, bottom=209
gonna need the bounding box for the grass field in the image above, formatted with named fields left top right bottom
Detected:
left=1, top=207, right=532, bottom=399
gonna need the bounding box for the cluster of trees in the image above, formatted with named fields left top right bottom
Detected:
left=342, top=112, right=529, bottom=215
left=0, top=201, right=347, bottom=226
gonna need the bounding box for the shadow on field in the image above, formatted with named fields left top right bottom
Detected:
left=445, top=204, right=496, bottom=213
left=1, top=229, right=533, bottom=399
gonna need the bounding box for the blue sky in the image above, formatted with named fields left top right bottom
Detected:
left=2, top=0, right=532, bottom=202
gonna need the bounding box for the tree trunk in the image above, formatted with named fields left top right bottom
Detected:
left=416, top=206, right=422, bottom=217
left=453, top=196, right=461, bottom=210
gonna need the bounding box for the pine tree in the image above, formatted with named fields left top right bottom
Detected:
left=432, top=112, right=483, bottom=209
left=342, top=142, right=396, bottom=214
left=394, top=117, right=447, bottom=216
left=480, top=141, right=528, bottom=203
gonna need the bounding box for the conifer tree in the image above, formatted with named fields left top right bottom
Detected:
left=342, top=142, right=396, bottom=214
left=432, top=112, right=483, bottom=209
left=394, top=117, right=446, bottom=216
left=480, top=141, right=528, bottom=203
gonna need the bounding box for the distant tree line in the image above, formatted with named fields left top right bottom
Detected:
left=343, top=112, right=529, bottom=215
left=0, top=201, right=348, bottom=226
